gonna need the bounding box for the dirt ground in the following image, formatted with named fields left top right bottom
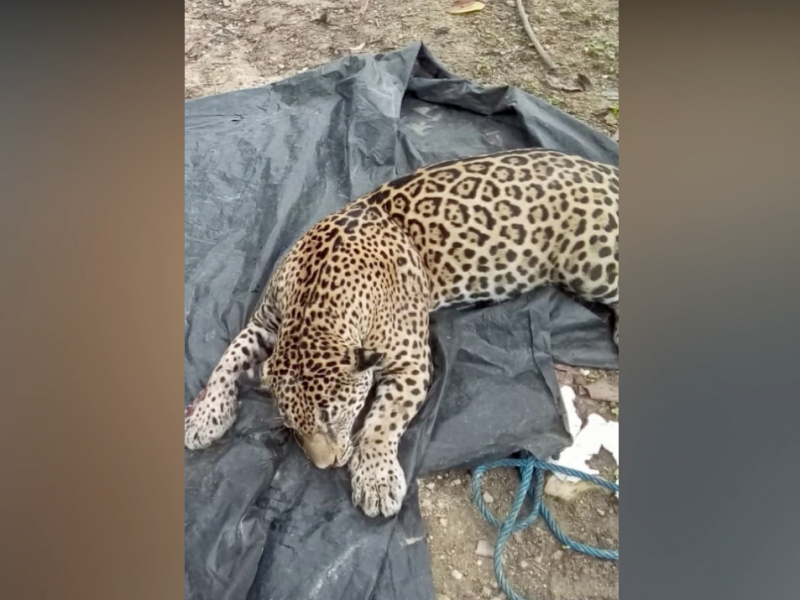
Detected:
left=418, top=366, right=619, bottom=600
left=185, top=1, right=619, bottom=598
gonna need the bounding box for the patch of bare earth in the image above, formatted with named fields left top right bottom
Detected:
left=419, top=364, right=618, bottom=600
left=185, top=1, right=619, bottom=598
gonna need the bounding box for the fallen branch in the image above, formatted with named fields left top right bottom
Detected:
left=515, top=0, right=557, bottom=71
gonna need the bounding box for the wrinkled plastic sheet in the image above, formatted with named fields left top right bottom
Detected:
left=184, top=42, right=618, bottom=600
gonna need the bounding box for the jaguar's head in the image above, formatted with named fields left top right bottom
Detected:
left=246, top=345, right=383, bottom=468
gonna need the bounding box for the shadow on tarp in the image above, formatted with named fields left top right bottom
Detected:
left=184, top=41, right=618, bottom=600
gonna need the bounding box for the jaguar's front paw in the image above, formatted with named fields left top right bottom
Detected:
left=184, top=383, right=237, bottom=450
left=348, top=443, right=407, bottom=518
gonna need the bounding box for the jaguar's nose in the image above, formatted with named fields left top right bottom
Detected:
left=304, top=432, right=337, bottom=469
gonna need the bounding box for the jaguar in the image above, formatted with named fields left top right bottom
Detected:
left=184, top=148, right=619, bottom=518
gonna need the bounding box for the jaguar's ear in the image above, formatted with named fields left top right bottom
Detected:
left=351, top=348, right=384, bottom=373
left=237, top=359, right=273, bottom=392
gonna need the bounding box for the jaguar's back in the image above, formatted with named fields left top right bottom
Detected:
left=358, top=148, right=619, bottom=317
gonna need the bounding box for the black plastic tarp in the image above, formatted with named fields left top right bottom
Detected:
left=184, top=42, right=619, bottom=600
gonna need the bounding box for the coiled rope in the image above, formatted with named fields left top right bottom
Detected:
left=471, top=454, right=618, bottom=600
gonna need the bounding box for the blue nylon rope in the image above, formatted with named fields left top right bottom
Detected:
left=471, top=454, right=618, bottom=600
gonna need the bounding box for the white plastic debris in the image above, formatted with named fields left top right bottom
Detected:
left=559, top=385, right=582, bottom=438
left=552, top=385, right=619, bottom=497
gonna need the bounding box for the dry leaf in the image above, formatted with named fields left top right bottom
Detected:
left=186, top=38, right=210, bottom=59
left=576, top=73, right=592, bottom=91
left=447, top=0, right=485, bottom=14
left=584, top=380, right=619, bottom=403
left=546, top=73, right=592, bottom=93
left=546, top=74, right=580, bottom=92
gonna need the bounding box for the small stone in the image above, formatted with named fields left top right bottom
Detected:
left=439, top=517, right=447, bottom=527
left=597, top=508, right=606, bottom=516
left=482, top=586, right=493, bottom=597
left=552, top=550, right=564, bottom=560
left=482, top=491, right=494, bottom=504
left=421, top=498, right=433, bottom=510
left=426, top=482, right=436, bottom=491
left=452, top=478, right=462, bottom=486
left=544, top=476, right=595, bottom=501
left=437, top=595, right=451, bottom=600
left=476, top=539, right=494, bottom=557
left=476, top=559, right=483, bottom=566
left=437, top=474, right=443, bottom=479
left=512, top=532, right=523, bottom=543
left=520, top=560, right=530, bottom=569
left=451, top=569, right=463, bottom=580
